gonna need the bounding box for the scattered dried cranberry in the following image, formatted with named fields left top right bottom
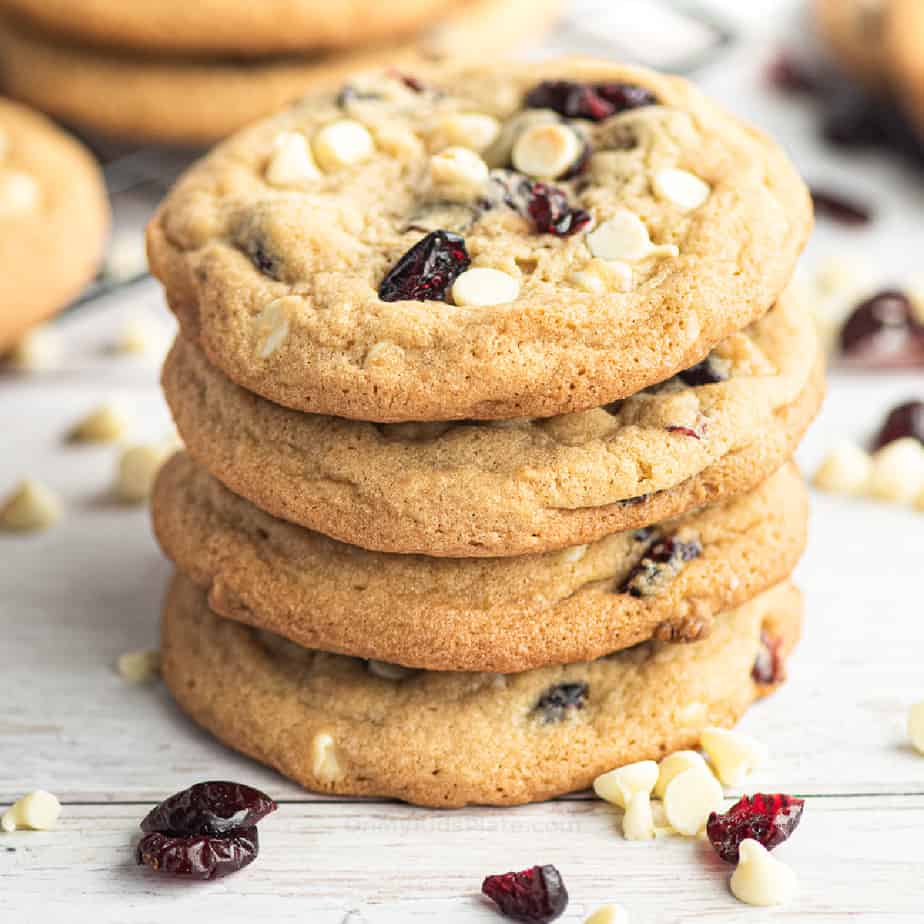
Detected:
left=482, top=864, right=568, bottom=922
left=140, top=781, right=277, bottom=837
left=766, top=52, right=821, bottom=95
left=871, top=400, right=924, bottom=450
left=839, top=290, right=924, bottom=368
left=677, top=355, right=728, bottom=387
left=378, top=230, right=470, bottom=302
left=533, top=682, right=587, bottom=723
left=810, top=187, right=873, bottom=226
left=525, top=182, right=591, bottom=236
left=707, top=793, right=805, bottom=864
left=525, top=80, right=656, bottom=122
left=752, top=630, right=785, bottom=685
left=619, top=534, right=702, bottom=597
left=136, top=828, right=259, bottom=880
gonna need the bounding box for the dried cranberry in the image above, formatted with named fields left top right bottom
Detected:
left=525, top=182, right=592, bottom=236
left=871, top=400, right=924, bottom=450
left=619, top=534, right=702, bottom=597
left=246, top=239, right=279, bottom=278
left=386, top=69, right=425, bottom=92
left=707, top=793, right=805, bottom=864
left=810, top=187, right=873, bottom=226
left=140, top=781, right=277, bottom=837
left=136, top=828, right=259, bottom=880
left=677, top=355, right=728, bottom=387
left=752, top=630, right=785, bottom=685
left=839, top=290, right=924, bottom=368
left=482, top=864, right=568, bottom=922
left=524, top=80, right=656, bottom=122
left=666, top=425, right=702, bottom=440
left=378, top=230, right=470, bottom=302
left=533, top=682, right=587, bottom=723
left=766, top=52, right=822, bottom=95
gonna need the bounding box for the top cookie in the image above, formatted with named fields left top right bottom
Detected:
left=148, top=58, right=812, bottom=422
left=0, top=0, right=457, bottom=57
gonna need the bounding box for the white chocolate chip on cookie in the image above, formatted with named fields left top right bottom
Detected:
left=813, top=441, right=872, bottom=495
left=730, top=839, right=798, bottom=906
left=254, top=298, right=296, bottom=359
left=311, top=732, right=344, bottom=782
left=586, top=210, right=678, bottom=263
left=653, top=167, right=711, bottom=211
left=452, top=267, right=520, bottom=306
left=265, top=131, right=321, bottom=187
left=431, top=113, right=501, bottom=153
left=0, top=169, right=40, bottom=217
left=593, top=760, right=658, bottom=809
left=115, top=443, right=174, bottom=503
left=654, top=750, right=710, bottom=799
left=429, top=146, right=489, bottom=202
left=512, top=123, right=583, bottom=180
left=700, top=727, right=767, bottom=786
left=662, top=765, right=724, bottom=835
left=867, top=437, right=924, bottom=504
left=1, top=790, right=61, bottom=832
left=68, top=403, right=128, bottom=444
left=313, top=120, right=375, bottom=172
left=0, top=479, right=61, bottom=531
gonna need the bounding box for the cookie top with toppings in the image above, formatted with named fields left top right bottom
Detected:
left=153, top=452, right=807, bottom=672
left=147, top=58, right=812, bottom=422
left=161, top=574, right=801, bottom=806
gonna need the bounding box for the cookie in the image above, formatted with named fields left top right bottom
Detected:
left=813, top=0, right=891, bottom=89
left=0, top=97, right=108, bottom=350
left=161, top=575, right=801, bottom=807
left=162, top=300, right=821, bottom=557
left=0, top=0, right=458, bottom=57
left=886, top=0, right=924, bottom=140
left=147, top=58, right=812, bottom=421
left=0, top=0, right=563, bottom=145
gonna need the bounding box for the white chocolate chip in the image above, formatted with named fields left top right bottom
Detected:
left=114, top=443, right=174, bottom=504
left=571, top=258, right=632, bottom=294
left=570, top=270, right=605, bottom=294
left=313, top=120, right=375, bottom=172
left=561, top=544, right=588, bottom=564
left=254, top=298, right=295, bottom=359
left=68, top=403, right=128, bottom=444
left=662, top=765, right=724, bottom=836
left=4, top=324, right=60, bottom=371
left=371, top=123, right=424, bottom=163
left=117, top=649, right=161, bottom=684
left=813, top=441, right=873, bottom=496
left=451, top=267, right=520, bottom=307
left=368, top=659, right=415, bottom=680
left=512, top=123, right=583, bottom=180
left=484, top=109, right=559, bottom=168
left=593, top=760, right=658, bottom=809
left=650, top=799, right=678, bottom=837
left=0, top=479, right=61, bottom=532
left=265, top=131, right=321, bottom=187
left=114, top=317, right=165, bottom=356
left=867, top=437, right=924, bottom=505
left=429, top=146, right=489, bottom=202
left=431, top=113, right=501, bottom=153
left=700, top=727, right=767, bottom=786
left=909, top=701, right=924, bottom=754
left=586, top=210, right=678, bottom=263
left=0, top=169, right=40, bottom=217
left=103, top=233, right=148, bottom=283
left=653, top=167, right=710, bottom=211
left=653, top=750, right=710, bottom=799
left=311, top=732, right=344, bottom=782
left=364, top=340, right=403, bottom=367
left=585, top=904, right=630, bottom=924
left=1, top=791, right=61, bottom=832
left=730, top=839, right=798, bottom=907
left=621, top=791, right=656, bottom=841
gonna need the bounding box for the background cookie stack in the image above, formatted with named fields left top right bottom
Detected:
left=147, top=58, right=820, bottom=807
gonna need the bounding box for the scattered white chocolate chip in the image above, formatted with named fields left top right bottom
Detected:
left=114, top=316, right=164, bottom=356
left=254, top=298, right=295, bottom=359
left=867, top=437, right=924, bottom=505
left=368, top=659, right=415, bottom=680
left=0, top=479, right=61, bottom=532
left=102, top=232, right=147, bottom=283
left=585, top=904, right=630, bottom=924
left=653, top=167, right=710, bottom=211
left=429, top=146, right=489, bottom=202
left=432, top=113, right=501, bottom=153
left=114, top=443, right=174, bottom=504
left=908, top=701, right=924, bottom=754
left=4, top=324, right=60, bottom=371
left=512, top=123, right=583, bottom=180
left=586, top=210, right=678, bottom=263
left=313, top=120, right=375, bottom=172
left=653, top=750, right=710, bottom=799
left=650, top=799, right=678, bottom=837
left=1, top=790, right=61, bottom=832
left=117, top=649, right=161, bottom=684
left=265, top=131, right=321, bottom=187
left=730, top=839, right=798, bottom=907
left=621, top=792, right=656, bottom=841
left=451, top=267, right=520, bottom=307
left=67, top=403, right=128, bottom=444
left=812, top=441, right=872, bottom=496
left=311, top=732, right=344, bottom=782
left=662, top=765, right=724, bottom=836
left=593, top=760, right=658, bottom=809
left=700, top=727, right=767, bottom=786
left=0, top=169, right=40, bottom=217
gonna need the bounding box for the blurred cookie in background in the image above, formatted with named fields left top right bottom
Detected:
left=812, top=0, right=890, bottom=90
left=0, top=0, right=563, bottom=145
left=887, top=0, right=924, bottom=143
left=0, top=97, right=108, bottom=352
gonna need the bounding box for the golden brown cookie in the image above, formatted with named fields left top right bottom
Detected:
left=152, top=453, right=807, bottom=672
left=0, top=97, right=108, bottom=350
left=0, top=0, right=563, bottom=145
left=161, top=575, right=801, bottom=807
left=813, top=0, right=891, bottom=89
left=886, top=0, right=924, bottom=139
left=147, top=58, right=811, bottom=420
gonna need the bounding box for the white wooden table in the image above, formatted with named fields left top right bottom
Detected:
left=3, top=4, right=924, bottom=921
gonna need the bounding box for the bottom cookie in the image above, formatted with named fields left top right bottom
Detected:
left=161, top=575, right=802, bottom=808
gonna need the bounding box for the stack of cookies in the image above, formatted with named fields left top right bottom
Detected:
left=147, top=59, right=821, bottom=807
left=0, top=0, right=561, bottom=145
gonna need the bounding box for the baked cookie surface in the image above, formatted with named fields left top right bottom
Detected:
left=153, top=453, right=807, bottom=672
left=161, top=575, right=801, bottom=807
left=0, top=97, right=108, bottom=349
left=162, top=299, right=821, bottom=556
left=148, top=58, right=812, bottom=420
left=0, top=0, right=562, bottom=145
